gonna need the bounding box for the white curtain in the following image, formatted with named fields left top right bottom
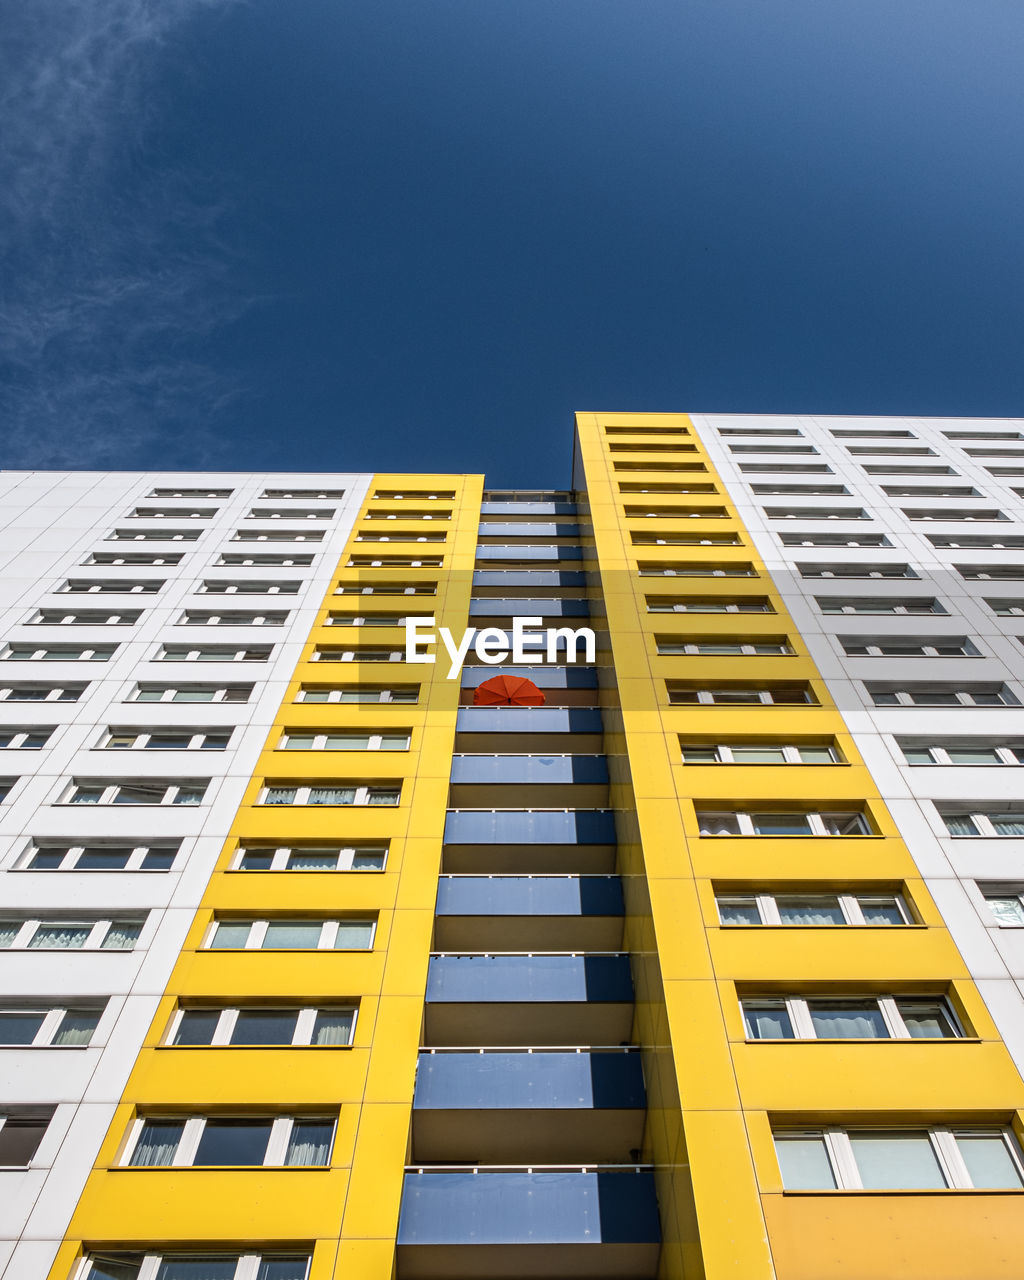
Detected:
left=130, top=1121, right=183, bottom=1167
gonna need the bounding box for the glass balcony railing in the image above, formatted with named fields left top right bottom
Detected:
left=472, top=570, right=587, bottom=588
left=426, top=952, right=633, bottom=1004
left=414, top=1047, right=644, bottom=1111
left=479, top=501, right=578, bottom=515
left=476, top=546, right=584, bottom=561
left=455, top=707, right=604, bottom=734
left=449, top=755, right=608, bottom=787
left=469, top=598, right=590, bottom=618
left=443, top=808, right=617, bottom=845
left=478, top=522, right=582, bottom=537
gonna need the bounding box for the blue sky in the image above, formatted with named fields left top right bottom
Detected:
left=2, top=0, right=1023, bottom=484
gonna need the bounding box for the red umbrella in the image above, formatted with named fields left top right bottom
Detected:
left=473, top=674, right=546, bottom=706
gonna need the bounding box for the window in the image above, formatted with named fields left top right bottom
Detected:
left=728, top=444, right=818, bottom=454
left=84, top=552, right=184, bottom=567
left=798, top=563, right=917, bottom=579
left=751, top=484, right=850, bottom=497
left=199, top=580, right=301, bottom=595
left=364, top=507, right=453, bottom=519
left=21, top=843, right=179, bottom=872
left=863, top=464, right=957, bottom=476
left=374, top=489, right=456, bottom=500
left=608, top=442, right=699, bottom=454
left=0, top=917, right=143, bottom=950
left=233, top=845, right=387, bottom=872
left=28, top=609, right=142, bottom=626
left=107, top=528, right=203, bottom=542
left=1, top=643, right=116, bottom=662
left=696, top=809, right=871, bottom=836
left=831, top=428, right=915, bottom=438
left=718, top=427, right=803, bottom=437
left=928, top=534, right=1024, bottom=549
left=257, top=783, right=400, bottom=807
left=658, top=638, right=793, bottom=656
left=613, top=461, right=707, bottom=473
left=742, top=995, right=961, bottom=1040
left=0, top=684, right=85, bottom=702
left=842, top=637, right=980, bottom=658
left=982, top=890, right=1024, bottom=927
left=168, top=1004, right=357, bottom=1045
left=0, top=1110, right=52, bottom=1165
left=716, top=891, right=910, bottom=927
left=334, top=582, right=437, bottom=596
left=279, top=732, right=409, bottom=752
left=868, top=683, right=1019, bottom=707
left=0, top=778, right=14, bottom=803
left=630, top=534, right=742, bottom=550
left=354, top=533, right=447, bottom=545
left=624, top=505, right=728, bottom=521
left=121, top=1113, right=335, bottom=1168
left=902, top=743, right=1024, bottom=766
left=204, top=918, right=376, bottom=949
left=62, top=780, right=209, bottom=806
left=178, top=611, right=288, bottom=627
left=248, top=507, right=335, bottom=520
left=128, top=506, right=217, bottom=520
left=816, top=597, right=945, bottom=615
left=903, top=507, right=1008, bottom=522
left=963, top=447, right=1024, bottom=458
left=296, top=685, right=418, bottom=704
left=312, top=646, right=404, bottom=663
left=157, top=644, right=271, bottom=662
left=0, top=727, right=54, bottom=749
left=881, top=485, right=979, bottom=498
left=682, top=742, right=839, bottom=765
left=779, top=533, right=891, bottom=547
left=957, top=564, right=1024, bottom=580
left=99, top=729, right=231, bottom=751
left=347, top=554, right=443, bottom=568
left=148, top=487, right=232, bottom=498
left=232, top=529, right=324, bottom=543
left=0, top=1005, right=103, bottom=1046
left=647, top=596, right=772, bottom=614
left=944, top=431, right=1024, bottom=441
left=618, top=483, right=716, bottom=496
left=80, top=1252, right=311, bottom=1279
left=848, top=446, right=935, bottom=456
left=739, top=463, right=834, bottom=474
left=668, top=684, right=815, bottom=705
left=764, top=507, right=869, bottom=521
left=636, top=562, right=756, bottom=577
left=985, top=598, right=1024, bottom=616
left=939, top=808, right=1024, bottom=837
left=217, top=553, right=314, bottom=567
left=325, top=613, right=417, bottom=627
left=262, top=487, right=345, bottom=498
left=58, top=579, right=163, bottom=594
left=131, top=684, right=252, bottom=703
left=987, top=466, right=1024, bottom=476
left=773, top=1127, right=1023, bottom=1191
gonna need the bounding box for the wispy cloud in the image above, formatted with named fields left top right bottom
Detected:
left=0, top=0, right=245, bottom=468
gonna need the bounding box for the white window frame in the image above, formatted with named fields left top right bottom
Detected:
left=681, top=743, right=839, bottom=765
left=83, top=552, right=183, bottom=566
left=870, top=685, right=1018, bottom=707
left=217, top=553, right=314, bottom=567
left=107, top=528, right=203, bottom=542
left=353, top=533, right=447, bottom=544
left=61, top=779, right=209, bottom=806
left=262, top=488, right=345, bottom=499
left=20, top=843, right=178, bottom=872
left=257, top=783, right=400, bottom=807
left=842, top=638, right=979, bottom=658
left=347, top=555, right=443, bottom=568
left=231, top=529, right=325, bottom=543
left=363, top=509, right=450, bottom=520
left=0, top=684, right=84, bottom=702
left=130, top=684, right=253, bottom=703
left=156, top=645, right=271, bottom=662
left=324, top=613, right=414, bottom=626
left=312, top=647, right=404, bottom=663
left=0, top=728, right=53, bottom=750
left=646, top=599, right=772, bottom=614
left=773, top=1127, right=1024, bottom=1191
left=295, top=686, right=418, bottom=704
left=816, top=598, right=944, bottom=615
left=986, top=599, right=1024, bottom=616
left=58, top=580, right=163, bottom=595
left=0, top=1006, right=103, bottom=1047
left=799, top=564, right=917, bottom=579
left=77, top=1253, right=312, bottom=1280
left=147, top=488, right=232, bottom=498
left=696, top=809, right=871, bottom=836
left=1, top=644, right=116, bottom=662
left=119, top=1113, right=336, bottom=1168
left=127, top=507, right=216, bottom=520
left=278, top=732, right=410, bottom=752
left=668, top=687, right=813, bottom=705
left=231, top=845, right=388, bottom=872
left=902, top=744, right=1022, bottom=766
left=658, top=641, right=793, bottom=656
left=940, top=810, right=1024, bottom=837
left=716, top=892, right=910, bottom=927
left=0, top=918, right=144, bottom=951
left=903, top=508, right=1007, bottom=522
left=741, top=994, right=961, bottom=1040
left=98, top=728, right=232, bottom=751
left=247, top=507, right=335, bottom=520
left=199, top=580, right=302, bottom=595
left=178, top=611, right=288, bottom=627
left=165, top=1003, right=358, bottom=1046
left=334, top=583, right=437, bottom=596
left=202, top=918, right=377, bottom=950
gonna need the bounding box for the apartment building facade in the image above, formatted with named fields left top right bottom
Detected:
left=0, top=414, right=1022, bottom=1280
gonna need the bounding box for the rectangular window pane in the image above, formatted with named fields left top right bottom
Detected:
left=775, top=1135, right=837, bottom=1189
left=751, top=813, right=812, bottom=836
left=351, top=851, right=386, bottom=870
left=87, top=1260, right=144, bottom=1280
left=230, top=1010, right=299, bottom=1045
left=716, top=898, right=762, bottom=925
left=77, top=849, right=132, bottom=870
left=0, top=923, right=20, bottom=947
left=309, top=787, right=356, bottom=805
left=730, top=747, right=788, bottom=764
left=263, top=788, right=296, bottom=805
left=948, top=748, right=1002, bottom=765
left=0, top=1117, right=49, bottom=1165
left=239, top=851, right=275, bottom=870
left=285, top=1120, right=333, bottom=1166
left=28, top=925, right=91, bottom=949
left=955, top=1133, right=1024, bottom=1188
left=192, top=1119, right=273, bottom=1166
left=743, top=1003, right=794, bottom=1039
left=896, top=999, right=958, bottom=1038
left=209, top=923, right=251, bottom=949
left=312, top=1010, right=355, bottom=1046
left=335, top=922, right=374, bottom=949
left=807, top=1000, right=888, bottom=1039
left=173, top=1010, right=220, bottom=1045
left=53, top=1011, right=99, bottom=1045
left=258, top=1261, right=312, bottom=1280
left=287, top=852, right=339, bottom=870
left=776, top=897, right=844, bottom=926
left=157, top=1260, right=238, bottom=1280
left=858, top=898, right=906, bottom=925
left=943, top=814, right=980, bottom=835
left=101, top=923, right=142, bottom=950
left=992, top=817, right=1024, bottom=836
left=129, top=1120, right=184, bottom=1166
left=849, top=1131, right=946, bottom=1189
left=261, top=922, right=322, bottom=948
left=0, top=1013, right=44, bottom=1044
left=986, top=896, right=1024, bottom=926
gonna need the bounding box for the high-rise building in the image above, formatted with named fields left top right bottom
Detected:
left=2, top=414, right=1024, bottom=1280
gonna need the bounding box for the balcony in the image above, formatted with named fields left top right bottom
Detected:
left=434, top=874, right=623, bottom=949
left=412, top=1048, right=645, bottom=1162
left=448, top=755, right=608, bottom=808
left=476, top=546, right=584, bottom=562
left=454, top=707, right=605, bottom=753
left=480, top=502, right=578, bottom=515
left=469, top=598, right=590, bottom=618
left=473, top=570, right=587, bottom=589
left=477, top=522, right=582, bottom=537
left=460, top=665, right=597, bottom=689
left=442, top=808, right=618, bottom=873
left=397, top=1167, right=660, bottom=1279
left=424, top=952, right=634, bottom=1044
